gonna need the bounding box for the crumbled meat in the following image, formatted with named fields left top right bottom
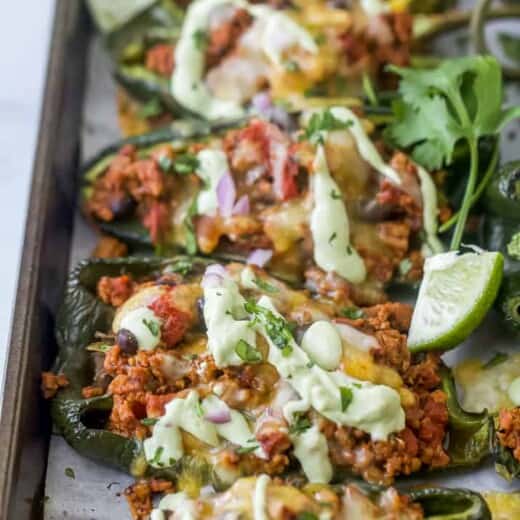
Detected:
left=497, top=407, right=520, bottom=462
left=124, top=479, right=174, bottom=520
left=97, top=274, right=135, bottom=307
left=92, top=235, right=128, bottom=259
left=145, top=43, right=175, bottom=77
left=41, top=372, right=69, bottom=399
left=206, top=8, right=253, bottom=69
left=81, top=386, right=104, bottom=399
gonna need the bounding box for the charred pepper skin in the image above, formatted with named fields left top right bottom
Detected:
left=480, top=163, right=520, bottom=332
left=51, top=256, right=212, bottom=479
left=50, top=257, right=494, bottom=515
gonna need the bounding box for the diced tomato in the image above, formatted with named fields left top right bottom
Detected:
left=148, top=292, right=190, bottom=347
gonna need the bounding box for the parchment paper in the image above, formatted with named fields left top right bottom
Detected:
left=44, top=10, right=520, bottom=519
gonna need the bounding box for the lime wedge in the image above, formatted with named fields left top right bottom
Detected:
left=408, top=250, right=503, bottom=352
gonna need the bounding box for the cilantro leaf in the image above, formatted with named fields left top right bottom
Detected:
left=245, top=301, right=294, bottom=356
left=339, top=386, right=353, bottom=412
left=387, top=55, right=520, bottom=250
left=303, top=108, right=353, bottom=145
left=235, top=339, right=263, bottom=363
left=174, top=153, right=200, bottom=175
left=288, top=413, right=312, bottom=435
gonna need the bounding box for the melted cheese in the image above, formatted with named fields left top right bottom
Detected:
left=144, top=391, right=257, bottom=468
left=310, top=145, right=366, bottom=283
left=203, top=274, right=256, bottom=367
left=171, top=0, right=317, bottom=119
left=196, top=149, right=230, bottom=216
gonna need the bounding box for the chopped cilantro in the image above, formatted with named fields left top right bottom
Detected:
left=195, top=399, right=204, bottom=418
left=339, top=386, right=353, bottom=412
left=314, top=33, right=326, bottom=46
left=302, top=109, right=353, bottom=145
left=340, top=307, right=364, bottom=320
left=86, top=342, right=112, bottom=353
left=362, top=72, right=378, bottom=107
left=288, top=413, right=312, bottom=435
left=166, top=258, right=193, bottom=276
left=330, top=189, right=342, bottom=200
left=483, top=352, right=509, bottom=370
left=245, top=301, right=294, bottom=356
left=254, top=277, right=279, bottom=294
left=141, top=417, right=159, bottom=426
left=328, top=232, right=337, bottom=244
left=137, top=98, right=163, bottom=119
left=173, top=153, right=200, bottom=175
left=193, top=29, right=208, bottom=51
left=346, top=245, right=353, bottom=255
left=236, top=444, right=258, bottom=455
left=142, top=318, right=160, bottom=337
left=184, top=196, right=198, bottom=255
left=507, top=232, right=520, bottom=260
left=151, top=446, right=164, bottom=465
left=235, top=339, right=263, bottom=363
left=158, top=156, right=173, bottom=173
left=297, top=513, right=318, bottom=520
left=64, top=467, right=75, bottom=480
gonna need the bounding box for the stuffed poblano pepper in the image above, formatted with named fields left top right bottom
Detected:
left=144, top=476, right=491, bottom=520
left=99, top=0, right=509, bottom=136
left=479, top=162, right=520, bottom=331
left=46, top=256, right=491, bottom=505
left=82, top=107, right=446, bottom=304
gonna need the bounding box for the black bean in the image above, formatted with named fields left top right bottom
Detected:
left=110, top=195, right=136, bottom=219
left=116, top=328, right=139, bottom=355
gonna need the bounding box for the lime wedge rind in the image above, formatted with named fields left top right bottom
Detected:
left=408, top=251, right=504, bottom=352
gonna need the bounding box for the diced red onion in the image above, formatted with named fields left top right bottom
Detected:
left=201, top=264, right=227, bottom=288
left=251, top=92, right=273, bottom=114
left=216, top=172, right=237, bottom=218
left=232, top=195, right=250, bottom=216
left=205, top=264, right=227, bottom=277
left=247, top=249, right=273, bottom=267
left=204, top=407, right=231, bottom=424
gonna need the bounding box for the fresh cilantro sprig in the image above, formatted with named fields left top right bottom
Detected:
left=244, top=301, right=294, bottom=356
left=387, top=55, right=520, bottom=250
left=303, top=109, right=353, bottom=145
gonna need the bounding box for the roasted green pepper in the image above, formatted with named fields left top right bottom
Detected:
left=52, top=257, right=492, bottom=489
left=51, top=256, right=215, bottom=481
left=490, top=417, right=520, bottom=482
left=480, top=162, right=520, bottom=330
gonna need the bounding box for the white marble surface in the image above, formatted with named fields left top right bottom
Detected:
left=0, top=1, right=55, bottom=391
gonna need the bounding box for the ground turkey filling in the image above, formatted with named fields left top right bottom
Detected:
left=89, top=270, right=450, bottom=488
left=497, top=407, right=520, bottom=462
left=86, top=118, right=427, bottom=305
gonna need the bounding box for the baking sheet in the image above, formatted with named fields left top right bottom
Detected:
left=44, top=9, right=520, bottom=519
